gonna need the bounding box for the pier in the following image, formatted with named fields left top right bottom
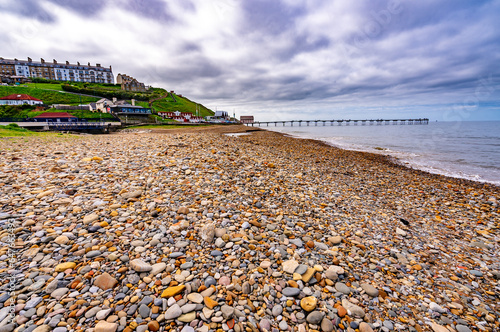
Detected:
left=249, top=118, right=429, bottom=127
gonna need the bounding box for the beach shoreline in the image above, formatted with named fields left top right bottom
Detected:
left=0, top=125, right=498, bottom=332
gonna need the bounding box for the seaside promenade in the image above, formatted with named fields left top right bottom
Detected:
left=0, top=125, right=498, bottom=332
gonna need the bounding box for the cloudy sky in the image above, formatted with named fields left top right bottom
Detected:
left=1, top=0, right=499, bottom=121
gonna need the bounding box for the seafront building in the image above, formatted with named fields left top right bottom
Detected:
left=0, top=94, right=43, bottom=106
left=0, top=57, right=114, bottom=84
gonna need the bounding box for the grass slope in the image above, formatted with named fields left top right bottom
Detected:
left=152, top=93, right=214, bottom=117
left=0, top=124, right=70, bottom=137
left=1, top=84, right=214, bottom=118
left=0, top=86, right=98, bottom=105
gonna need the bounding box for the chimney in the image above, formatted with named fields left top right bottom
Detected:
left=53, top=59, right=57, bottom=64
left=88, top=62, right=91, bottom=66
left=28, top=57, right=32, bottom=62
left=131, top=99, right=135, bottom=106
left=112, top=97, right=117, bottom=104
left=41, top=58, right=45, bottom=64
left=96, top=63, right=101, bottom=67
left=77, top=61, right=80, bottom=66
left=66, top=61, right=69, bottom=65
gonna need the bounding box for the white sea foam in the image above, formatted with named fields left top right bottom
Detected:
left=265, top=121, right=500, bottom=186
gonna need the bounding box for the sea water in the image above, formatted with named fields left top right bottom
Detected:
left=263, top=121, right=500, bottom=186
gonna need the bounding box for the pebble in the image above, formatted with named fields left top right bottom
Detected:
left=1, top=127, right=498, bottom=332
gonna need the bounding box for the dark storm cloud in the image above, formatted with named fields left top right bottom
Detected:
left=46, top=0, right=107, bottom=16
left=0, top=0, right=56, bottom=22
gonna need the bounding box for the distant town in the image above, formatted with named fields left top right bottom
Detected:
left=0, top=56, right=255, bottom=132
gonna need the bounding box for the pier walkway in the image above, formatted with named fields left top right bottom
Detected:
left=249, top=118, right=429, bottom=127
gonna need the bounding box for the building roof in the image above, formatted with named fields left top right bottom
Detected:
left=240, top=116, right=254, bottom=119
left=34, top=112, right=77, bottom=119
left=0, top=94, right=42, bottom=101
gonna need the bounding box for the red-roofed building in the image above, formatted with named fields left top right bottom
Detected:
left=0, top=94, right=43, bottom=106
left=34, top=112, right=77, bottom=122
left=157, top=110, right=204, bottom=123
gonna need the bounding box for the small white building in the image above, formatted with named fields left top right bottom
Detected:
left=0, top=94, right=43, bottom=105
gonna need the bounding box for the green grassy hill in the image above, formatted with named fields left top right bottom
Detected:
left=0, top=82, right=214, bottom=119
left=151, top=93, right=214, bottom=117
left=0, top=85, right=98, bottom=105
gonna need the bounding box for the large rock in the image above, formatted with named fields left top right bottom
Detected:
left=282, top=260, right=299, bottom=274
left=33, top=326, right=52, bottom=332
left=177, top=206, right=190, bottom=214
left=161, top=285, right=185, bottom=298
left=130, top=259, right=152, bottom=272
left=95, top=321, right=118, bottom=332
left=361, top=283, right=379, bottom=297
left=121, top=190, right=142, bottom=199
left=306, top=311, right=324, bottom=325
left=54, top=262, right=76, bottom=272
left=151, top=263, right=167, bottom=275
left=341, top=299, right=365, bottom=318
left=94, top=272, right=118, bottom=290
left=164, top=304, right=182, bottom=320
left=83, top=213, right=99, bottom=224
left=300, top=296, right=317, bottom=311
left=359, top=322, right=374, bottom=332
left=200, top=223, right=215, bottom=243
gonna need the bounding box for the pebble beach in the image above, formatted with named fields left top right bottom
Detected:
left=0, top=125, right=498, bottom=332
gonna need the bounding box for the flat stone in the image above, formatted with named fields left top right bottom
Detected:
left=204, top=296, right=218, bottom=309
left=130, top=259, right=152, bottom=272
left=335, top=282, right=351, bottom=294
left=94, top=321, right=118, bottom=332
left=430, top=302, right=446, bottom=313
left=361, top=283, right=379, bottom=297
left=51, top=287, right=69, bottom=300
left=187, top=292, right=203, bottom=303
left=359, top=322, right=374, bottom=332
left=272, top=304, right=283, bottom=316
left=456, top=325, right=472, bottom=332
left=327, top=265, right=344, bottom=275
left=431, top=323, right=450, bottom=332
left=94, top=272, right=118, bottom=290
left=306, top=311, right=324, bottom=325
left=329, top=236, right=342, bottom=245
left=220, top=304, right=234, bottom=319
left=282, top=259, right=299, bottom=274
left=178, top=311, right=196, bottom=322
left=321, top=318, right=334, bottom=332
left=342, top=299, right=365, bottom=318
left=121, top=190, right=142, bottom=198
left=161, top=285, right=185, bottom=298
left=164, top=304, right=182, bottom=320
left=151, top=262, right=167, bottom=275
left=54, top=262, right=76, bottom=272
left=83, top=213, right=99, bottom=224
left=282, top=287, right=300, bottom=297
left=301, top=268, right=316, bottom=282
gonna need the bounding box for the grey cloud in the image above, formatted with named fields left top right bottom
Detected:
left=46, top=0, right=107, bottom=16
left=240, top=0, right=305, bottom=36
left=0, top=0, right=56, bottom=22
left=121, top=0, right=175, bottom=22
